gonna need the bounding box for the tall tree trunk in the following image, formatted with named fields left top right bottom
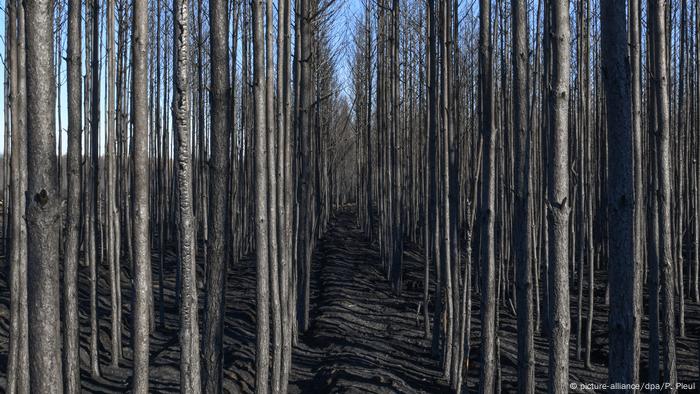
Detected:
left=63, top=0, right=82, bottom=389
left=427, top=0, right=441, bottom=358
left=512, top=0, right=534, bottom=391
left=365, top=0, right=373, bottom=241
left=651, top=0, right=677, bottom=388
left=479, top=0, right=497, bottom=392
left=25, top=0, right=63, bottom=388
left=629, top=0, right=643, bottom=378
left=106, top=0, right=122, bottom=366
left=203, top=0, right=231, bottom=390
left=548, top=0, right=571, bottom=391
left=132, top=0, right=151, bottom=389
left=695, top=0, right=700, bottom=306
left=439, top=0, right=454, bottom=378
left=8, top=0, right=29, bottom=391
left=277, top=0, right=293, bottom=389
left=601, top=0, right=639, bottom=387
left=646, top=0, right=660, bottom=386
left=424, top=0, right=433, bottom=340
left=253, top=0, right=271, bottom=391
left=2, top=8, right=9, bottom=262
left=296, top=0, right=314, bottom=334
left=88, top=0, right=101, bottom=377
left=266, top=0, right=282, bottom=387
left=174, top=0, right=202, bottom=389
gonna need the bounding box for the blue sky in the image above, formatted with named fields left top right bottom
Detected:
left=0, top=0, right=365, bottom=155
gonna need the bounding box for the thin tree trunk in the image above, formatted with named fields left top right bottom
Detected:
left=174, top=0, right=202, bottom=389
left=253, top=0, right=271, bottom=391
left=276, top=0, right=293, bottom=389
left=629, top=0, right=643, bottom=378
left=479, top=0, right=497, bottom=391
left=266, top=0, right=282, bottom=387
left=203, top=0, right=231, bottom=389
left=88, top=0, right=101, bottom=377
left=646, top=0, right=660, bottom=387
left=63, top=0, right=82, bottom=388
left=132, top=0, right=151, bottom=389
left=106, top=0, right=121, bottom=366
left=548, top=0, right=571, bottom=391
left=651, top=0, right=677, bottom=388
left=8, top=0, right=29, bottom=391
left=296, top=0, right=314, bottom=334
left=511, top=0, right=534, bottom=391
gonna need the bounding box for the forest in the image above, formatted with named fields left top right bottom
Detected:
left=0, top=0, right=700, bottom=392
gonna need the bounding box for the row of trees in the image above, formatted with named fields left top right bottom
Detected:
left=2, top=0, right=356, bottom=391
left=350, top=0, right=696, bottom=392
left=2, top=0, right=700, bottom=392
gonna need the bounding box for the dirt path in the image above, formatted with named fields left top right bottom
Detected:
left=287, top=210, right=448, bottom=393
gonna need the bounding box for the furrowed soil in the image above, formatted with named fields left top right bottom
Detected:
left=0, top=207, right=698, bottom=392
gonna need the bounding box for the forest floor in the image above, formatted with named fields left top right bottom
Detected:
left=0, top=207, right=699, bottom=393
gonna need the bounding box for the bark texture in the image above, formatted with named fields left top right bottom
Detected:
left=174, top=0, right=202, bottom=389
left=25, top=0, right=63, bottom=390
left=132, top=0, right=152, bottom=390
left=548, top=0, right=571, bottom=392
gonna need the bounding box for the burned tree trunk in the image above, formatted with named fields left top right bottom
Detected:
left=25, top=0, right=63, bottom=389
left=8, top=0, right=29, bottom=391
left=253, top=0, right=271, bottom=391
left=132, top=0, right=152, bottom=389
left=511, top=0, right=534, bottom=391
left=479, top=0, right=497, bottom=391
left=601, top=0, right=639, bottom=387
left=173, top=0, right=202, bottom=389
left=547, top=0, right=571, bottom=392
left=203, top=0, right=231, bottom=389
left=64, top=0, right=82, bottom=389
left=651, top=0, right=677, bottom=388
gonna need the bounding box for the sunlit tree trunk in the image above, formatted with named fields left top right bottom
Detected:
left=547, top=0, right=571, bottom=391
left=479, top=0, right=497, bottom=391
left=63, top=0, right=82, bottom=389
left=174, top=0, right=202, bottom=389
left=7, top=0, right=29, bottom=391
left=25, top=0, right=63, bottom=388
left=132, top=0, right=151, bottom=389
left=253, top=0, right=271, bottom=391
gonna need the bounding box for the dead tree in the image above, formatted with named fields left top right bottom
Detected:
left=547, top=0, right=571, bottom=391
left=601, top=0, right=639, bottom=387
left=511, top=0, right=534, bottom=391
left=173, top=0, right=202, bottom=389
left=203, top=0, right=231, bottom=389
left=651, top=0, right=677, bottom=388
left=253, top=0, right=271, bottom=391
left=296, top=0, right=315, bottom=334
left=266, top=0, right=282, bottom=387
left=7, top=0, right=29, bottom=391
left=25, top=0, right=63, bottom=389
left=132, top=0, right=152, bottom=389
left=479, top=0, right=497, bottom=391
left=276, top=0, right=294, bottom=389
left=63, top=0, right=82, bottom=389
left=629, top=0, right=643, bottom=377
left=87, top=0, right=101, bottom=377
left=106, top=0, right=122, bottom=365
